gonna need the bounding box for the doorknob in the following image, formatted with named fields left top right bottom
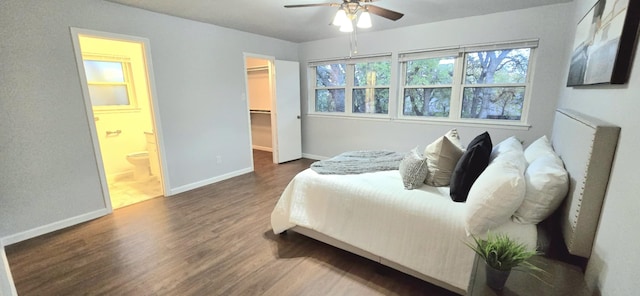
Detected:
left=297, top=115, right=301, bottom=119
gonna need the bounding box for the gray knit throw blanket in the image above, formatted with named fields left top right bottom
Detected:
left=310, top=150, right=405, bottom=175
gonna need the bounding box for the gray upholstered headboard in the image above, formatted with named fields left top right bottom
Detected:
left=551, top=109, right=620, bottom=258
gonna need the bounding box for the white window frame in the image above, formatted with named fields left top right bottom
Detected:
left=398, top=40, right=538, bottom=126
left=308, top=54, right=392, bottom=118
left=82, top=53, right=139, bottom=113
left=398, top=47, right=462, bottom=122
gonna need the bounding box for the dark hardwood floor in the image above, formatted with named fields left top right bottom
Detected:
left=6, top=150, right=458, bottom=295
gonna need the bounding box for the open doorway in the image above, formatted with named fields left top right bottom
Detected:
left=71, top=29, right=166, bottom=210
left=245, top=56, right=276, bottom=165
left=244, top=54, right=303, bottom=166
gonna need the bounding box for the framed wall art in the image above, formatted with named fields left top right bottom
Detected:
left=567, top=0, right=640, bottom=86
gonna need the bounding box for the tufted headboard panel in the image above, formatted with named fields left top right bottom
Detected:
left=551, top=109, right=620, bottom=258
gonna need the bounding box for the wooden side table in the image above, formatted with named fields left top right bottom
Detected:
left=467, top=255, right=591, bottom=295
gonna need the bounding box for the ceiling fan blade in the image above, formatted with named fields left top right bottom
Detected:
left=284, top=3, right=337, bottom=8
left=365, top=4, right=404, bottom=21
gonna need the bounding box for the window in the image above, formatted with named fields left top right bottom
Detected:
left=315, top=63, right=346, bottom=112
left=82, top=56, right=137, bottom=111
left=461, top=48, right=531, bottom=120
left=353, top=61, right=390, bottom=114
left=401, top=55, right=456, bottom=117
left=311, top=55, right=391, bottom=116
left=399, top=41, right=537, bottom=123
left=307, top=40, right=537, bottom=125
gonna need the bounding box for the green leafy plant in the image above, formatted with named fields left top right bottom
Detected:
left=466, top=233, right=540, bottom=271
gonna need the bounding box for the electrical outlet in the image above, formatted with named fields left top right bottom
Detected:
left=216, top=155, right=222, bottom=164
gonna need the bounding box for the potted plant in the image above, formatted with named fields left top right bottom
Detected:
left=466, top=233, right=541, bottom=290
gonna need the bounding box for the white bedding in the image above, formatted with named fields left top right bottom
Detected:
left=271, top=168, right=536, bottom=292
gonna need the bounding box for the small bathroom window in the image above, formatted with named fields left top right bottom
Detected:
left=82, top=55, right=138, bottom=112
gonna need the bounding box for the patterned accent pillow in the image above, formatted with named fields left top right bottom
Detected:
left=399, top=147, right=429, bottom=190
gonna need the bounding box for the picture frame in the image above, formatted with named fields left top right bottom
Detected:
left=567, top=0, right=640, bottom=86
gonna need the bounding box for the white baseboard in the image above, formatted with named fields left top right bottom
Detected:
left=168, top=167, right=253, bottom=195
left=0, top=247, right=17, bottom=296
left=302, top=153, right=327, bottom=160
left=1, top=208, right=110, bottom=247
left=252, top=145, right=273, bottom=152
left=0, top=207, right=110, bottom=296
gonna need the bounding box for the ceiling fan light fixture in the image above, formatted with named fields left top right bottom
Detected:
left=285, top=1, right=404, bottom=55
left=332, top=9, right=348, bottom=26
left=339, top=20, right=353, bottom=32
left=357, top=10, right=372, bottom=29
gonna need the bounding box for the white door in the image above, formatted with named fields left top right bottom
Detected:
left=272, top=60, right=302, bottom=163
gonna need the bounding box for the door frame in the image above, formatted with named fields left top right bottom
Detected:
left=243, top=52, right=279, bottom=165
left=70, top=27, right=171, bottom=211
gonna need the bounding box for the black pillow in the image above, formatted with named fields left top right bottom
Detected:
left=449, top=132, right=492, bottom=202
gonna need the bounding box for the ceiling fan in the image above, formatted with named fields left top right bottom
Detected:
left=285, top=0, right=404, bottom=32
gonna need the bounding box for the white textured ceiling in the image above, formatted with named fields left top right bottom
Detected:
left=106, top=0, right=572, bottom=43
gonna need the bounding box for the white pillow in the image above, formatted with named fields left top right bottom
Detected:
left=513, top=154, right=569, bottom=224
left=493, top=151, right=527, bottom=175
left=399, top=147, right=428, bottom=190
left=464, top=160, right=526, bottom=236
left=423, top=129, right=465, bottom=186
left=491, top=136, right=523, bottom=161
left=524, top=135, right=555, bottom=164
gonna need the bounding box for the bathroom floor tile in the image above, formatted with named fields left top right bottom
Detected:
left=109, top=176, right=163, bottom=209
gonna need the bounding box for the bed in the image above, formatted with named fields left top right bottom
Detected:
left=270, top=109, right=619, bottom=294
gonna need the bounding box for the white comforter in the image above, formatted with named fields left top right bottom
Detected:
left=271, top=169, right=536, bottom=292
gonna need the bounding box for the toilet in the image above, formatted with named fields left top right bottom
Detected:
left=126, top=151, right=150, bottom=180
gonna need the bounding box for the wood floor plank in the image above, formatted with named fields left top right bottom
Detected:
left=5, top=150, right=459, bottom=295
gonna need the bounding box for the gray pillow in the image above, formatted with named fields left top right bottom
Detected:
left=399, top=147, right=428, bottom=190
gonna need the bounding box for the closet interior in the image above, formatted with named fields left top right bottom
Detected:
left=246, top=57, right=273, bottom=153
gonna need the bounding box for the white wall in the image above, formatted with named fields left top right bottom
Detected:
left=557, top=0, right=640, bottom=295
left=298, top=3, right=575, bottom=158
left=0, top=0, right=297, bottom=241
left=4, top=0, right=633, bottom=294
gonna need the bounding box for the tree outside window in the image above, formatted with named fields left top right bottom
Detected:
left=400, top=45, right=534, bottom=122
left=309, top=41, right=536, bottom=124
left=313, top=58, right=391, bottom=115
left=461, top=48, right=531, bottom=120
left=353, top=61, right=390, bottom=114
left=315, top=63, right=346, bottom=112
left=402, top=56, right=455, bottom=117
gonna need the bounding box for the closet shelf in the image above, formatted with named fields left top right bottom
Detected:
left=247, top=66, right=269, bottom=72
left=250, top=109, right=271, bottom=114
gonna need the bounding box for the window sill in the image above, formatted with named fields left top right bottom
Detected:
left=393, top=118, right=531, bottom=130
left=306, top=113, right=391, bottom=122
left=305, top=113, right=531, bottom=130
